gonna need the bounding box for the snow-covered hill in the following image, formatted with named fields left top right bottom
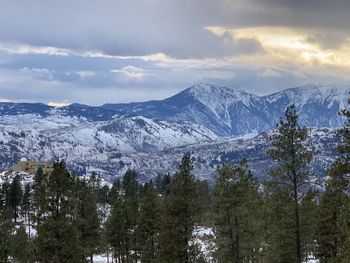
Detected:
left=0, top=84, right=348, bottom=179
left=0, top=111, right=219, bottom=177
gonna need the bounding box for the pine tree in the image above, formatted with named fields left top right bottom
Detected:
left=106, top=198, right=128, bottom=262
left=9, top=225, right=31, bottom=262
left=0, top=183, right=13, bottom=263
left=315, top=98, right=350, bottom=263
left=105, top=170, right=141, bottom=262
left=22, top=183, right=32, bottom=237
left=213, top=161, right=263, bottom=263
left=122, top=170, right=140, bottom=262
left=98, top=184, right=110, bottom=204
left=154, top=174, right=171, bottom=195
left=108, top=179, right=122, bottom=204
left=34, top=161, right=82, bottom=263
left=266, top=104, right=313, bottom=263
left=159, top=155, right=199, bottom=263
left=194, top=179, right=211, bottom=226
left=9, top=174, right=23, bottom=222
left=32, top=167, right=47, bottom=226
left=76, top=180, right=101, bottom=263
left=315, top=184, right=347, bottom=262
left=137, top=182, right=160, bottom=263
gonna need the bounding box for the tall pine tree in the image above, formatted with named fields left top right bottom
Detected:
left=9, top=174, right=23, bottom=222
left=213, top=161, right=263, bottom=263
left=266, top=104, right=313, bottom=263
left=0, top=182, right=13, bottom=263
left=159, top=155, right=199, bottom=263
left=34, top=162, right=82, bottom=263
left=137, top=182, right=161, bottom=263
left=76, top=180, right=101, bottom=263
left=316, top=98, right=350, bottom=263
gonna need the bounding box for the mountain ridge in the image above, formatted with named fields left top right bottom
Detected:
left=0, top=83, right=348, bottom=178
left=102, top=83, right=350, bottom=135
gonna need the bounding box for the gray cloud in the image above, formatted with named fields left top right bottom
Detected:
left=0, top=0, right=265, bottom=58
left=0, top=0, right=350, bottom=104
left=1, top=0, right=349, bottom=58
left=302, top=34, right=349, bottom=49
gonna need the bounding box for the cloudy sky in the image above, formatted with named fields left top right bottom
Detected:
left=1, top=0, right=350, bottom=105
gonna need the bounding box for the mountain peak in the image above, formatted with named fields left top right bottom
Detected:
left=184, top=83, right=258, bottom=108
left=187, top=83, right=247, bottom=96
left=267, top=83, right=350, bottom=108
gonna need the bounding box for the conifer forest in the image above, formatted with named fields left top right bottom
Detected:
left=0, top=102, right=349, bottom=263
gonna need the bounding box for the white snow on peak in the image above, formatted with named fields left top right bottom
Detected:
left=186, top=84, right=259, bottom=127
left=266, top=84, right=350, bottom=108
left=188, top=84, right=257, bottom=107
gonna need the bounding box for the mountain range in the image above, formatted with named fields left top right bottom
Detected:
left=0, top=83, right=348, bottom=179
left=103, top=83, right=349, bottom=136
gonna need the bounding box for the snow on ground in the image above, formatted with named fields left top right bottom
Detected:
left=93, top=254, right=113, bottom=263
left=192, top=226, right=216, bottom=261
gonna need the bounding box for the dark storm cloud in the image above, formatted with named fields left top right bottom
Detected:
left=0, top=0, right=266, bottom=59
left=1, top=0, right=349, bottom=58
left=223, top=0, right=350, bottom=28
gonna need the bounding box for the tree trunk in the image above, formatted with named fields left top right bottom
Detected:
left=234, top=215, right=240, bottom=263
left=293, top=172, right=302, bottom=263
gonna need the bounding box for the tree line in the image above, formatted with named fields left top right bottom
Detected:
left=0, top=102, right=349, bottom=263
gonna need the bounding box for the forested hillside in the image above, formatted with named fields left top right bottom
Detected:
left=0, top=102, right=349, bottom=263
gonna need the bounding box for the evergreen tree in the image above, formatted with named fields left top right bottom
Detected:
left=76, top=180, right=101, bottom=263
left=266, top=104, right=313, bottom=263
left=0, top=183, right=13, bottom=263
left=34, top=161, right=82, bottom=263
left=108, top=179, right=122, bottom=204
left=137, top=182, right=160, bottom=263
left=9, top=174, right=23, bottom=222
left=122, top=170, right=140, bottom=262
left=159, top=155, right=199, bottom=263
left=196, top=179, right=211, bottom=225
left=22, top=183, right=32, bottom=237
left=98, top=184, right=110, bottom=204
left=32, top=167, right=47, bottom=226
left=154, top=174, right=171, bottom=195
left=315, top=184, right=348, bottom=262
left=213, top=161, right=263, bottom=263
left=106, top=198, right=128, bottom=262
left=105, top=170, right=140, bottom=262
left=9, top=225, right=31, bottom=263
left=300, top=190, right=318, bottom=261
left=316, top=98, right=350, bottom=263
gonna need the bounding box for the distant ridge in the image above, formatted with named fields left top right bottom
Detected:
left=0, top=84, right=349, bottom=136
left=102, top=83, right=350, bottom=135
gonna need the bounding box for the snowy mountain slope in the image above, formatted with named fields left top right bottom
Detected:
left=103, top=84, right=271, bottom=135
left=0, top=112, right=220, bottom=176
left=103, top=84, right=350, bottom=136
left=121, top=128, right=340, bottom=181
left=264, top=84, right=350, bottom=128
left=1, top=126, right=336, bottom=181
left=0, top=84, right=348, bottom=179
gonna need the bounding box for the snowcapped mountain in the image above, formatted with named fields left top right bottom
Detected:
left=103, top=84, right=270, bottom=135
left=103, top=83, right=350, bottom=136
left=265, top=84, right=349, bottom=128
left=0, top=83, right=348, bottom=179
